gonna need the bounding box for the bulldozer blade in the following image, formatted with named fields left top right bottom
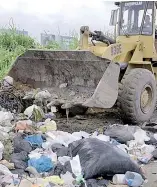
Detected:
left=83, top=62, right=120, bottom=108
left=8, top=50, right=111, bottom=105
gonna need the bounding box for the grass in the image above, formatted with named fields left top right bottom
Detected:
left=0, top=27, right=79, bottom=79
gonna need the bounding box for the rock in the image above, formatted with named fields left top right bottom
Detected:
left=1, top=76, right=13, bottom=90
left=59, top=83, right=68, bottom=88
left=35, top=90, right=51, bottom=101
left=69, top=91, right=75, bottom=96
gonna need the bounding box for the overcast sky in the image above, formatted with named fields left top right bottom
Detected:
left=0, top=0, right=116, bottom=41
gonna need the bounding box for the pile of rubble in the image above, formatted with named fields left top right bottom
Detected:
left=0, top=77, right=157, bottom=187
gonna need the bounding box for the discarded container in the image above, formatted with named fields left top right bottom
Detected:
left=125, top=171, right=144, bottom=187
left=112, top=174, right=126, bottom=185
left=0, top=142, right=4, bottom=160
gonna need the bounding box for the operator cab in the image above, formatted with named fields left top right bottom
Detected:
left=110, top=1, right=156, bottom=37
left=119, top=1, right=153, bottom=36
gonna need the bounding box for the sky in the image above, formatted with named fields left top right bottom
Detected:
left=0, top=0, right=116, bottom=42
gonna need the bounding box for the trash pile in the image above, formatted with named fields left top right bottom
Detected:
left=0, top=77, right=157, bottom=187
left=1, top=106, right=157, bottom=187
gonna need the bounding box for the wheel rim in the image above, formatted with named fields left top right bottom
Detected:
left=140, top=85, right=153, bottom=114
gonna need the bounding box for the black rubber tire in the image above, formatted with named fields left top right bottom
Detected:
left=118, top=68, right=156, bottom=124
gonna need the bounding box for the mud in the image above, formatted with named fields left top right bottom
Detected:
left=56, top=108, right=123, bottom=133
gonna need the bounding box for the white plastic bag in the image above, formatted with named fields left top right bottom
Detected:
left=58, top=156, right=71, bottom=165
left=46, top=131, right=81, bottom=147
left=70, top=155, right=82, bottom=177
left=61, top=171, right=75, bottom=186
left=0, top=164, right=12, bottom=175
left=95, top=134, right=110, bottom=142
left=134, top=129, right=150, bottom=144
left=0, top=111, right=13, bottom=124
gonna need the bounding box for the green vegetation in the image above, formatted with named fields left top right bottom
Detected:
left=0, top=28, right=37, bottom=79
left=0, top=27, right=79, bottom=79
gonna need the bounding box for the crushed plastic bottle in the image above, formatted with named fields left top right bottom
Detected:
left=125, top=171, right=144, bottom=187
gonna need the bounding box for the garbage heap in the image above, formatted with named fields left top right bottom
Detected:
left=0, top=104, right=157, bottom=187
left=0, top=78, right=157, bottom=187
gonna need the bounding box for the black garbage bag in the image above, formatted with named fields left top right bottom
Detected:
left=11, top=151, right=28, bottom=170
left=69, top=138, right=143, bottom=179
left=104, top=125, right=140, bottom=143
left=51, top=143, right=70, bottom=157
left=13, top=135, right=32, bottom=153
left=86, top=179, right=109, bottom=187
left=11, top=169, right=26, bottom=176
left=49, top=161, right=72, bottom=176
left=145, top=132, right=157, bottom=145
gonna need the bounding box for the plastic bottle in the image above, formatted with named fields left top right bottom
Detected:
left=112, top=174, right=125, bottom=184
left=125, top=171, right=144, bottom=187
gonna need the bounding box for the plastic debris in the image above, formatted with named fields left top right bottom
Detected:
left=39, top=119, right=57, bottom=133
left=25, top=134, right=44, bottom=147
left=61, top=171, right=75, bottom=186
left=104, top=124, right=140, bottom=143
left=70, top=155, right=82, bottom=177
left=15, top=120, right=33, bottom=132
left=0, top=163, right=13, bottom=175
left=69, top=138, right=143, bottom=179
left=58, top=156, right=71, bottom=165
left=112, top=174, right=126, bottom=185
left=24, top=105, right=44, bottom=122
left=125, top=171, right=144, bottom=187
left=0, top=160, right=14, bottom=169
left=28, top=155, right=53, bottom=173
left=44, top=175, right=64, bottom=185
left=0, top=111, right=13, bottom=124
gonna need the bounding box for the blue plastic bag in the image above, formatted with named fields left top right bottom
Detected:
left=24, top=134, right=43, bottom=147
left=28, top=156, right=53, bottom=173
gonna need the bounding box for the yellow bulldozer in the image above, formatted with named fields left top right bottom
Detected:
left=8, top=1, right=157, bottom=123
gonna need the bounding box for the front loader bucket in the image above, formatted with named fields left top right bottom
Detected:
left=8, top=49, right=119, bottom=108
